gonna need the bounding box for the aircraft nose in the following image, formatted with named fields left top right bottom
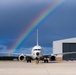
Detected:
left=36, top=52, right=39, bottom=56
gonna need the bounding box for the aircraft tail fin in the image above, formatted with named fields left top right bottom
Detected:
left=37, top=29, right=38, bottom=46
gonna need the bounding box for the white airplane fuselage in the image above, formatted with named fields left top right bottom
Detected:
left=31, top=45, right=44, bottom=59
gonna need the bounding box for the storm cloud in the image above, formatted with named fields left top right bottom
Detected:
left=0, top=0, right=76, bottom=51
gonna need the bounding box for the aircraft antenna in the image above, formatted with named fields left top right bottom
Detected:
left=37, top=29, right=38, bottom=46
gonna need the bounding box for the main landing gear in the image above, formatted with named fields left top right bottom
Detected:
left=26, top=57, right=32, bottom=63
left=44, top=58, right=48, bottom=63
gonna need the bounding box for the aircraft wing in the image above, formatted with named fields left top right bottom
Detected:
left=0, top=52, right=31, bottom=56
left=53, top=52, right=76, bottom=56
left=0, top=52, right=32, bottom=61
left=43, top=51, right=76, bottom=57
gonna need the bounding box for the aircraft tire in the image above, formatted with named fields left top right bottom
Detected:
left=44, top=60, right=48, bottom=63
left=27, top=60, right=31, bottom=63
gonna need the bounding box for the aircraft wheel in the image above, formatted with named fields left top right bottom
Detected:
left=27, top=60, right=31, bottom=63
left=44, top=60, right=48, bottom=63
left=30, top=60, right=31, bottom=63
left=46, top=60, right=48, bottom=63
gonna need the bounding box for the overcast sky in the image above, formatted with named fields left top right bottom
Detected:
left=0, top=0, right=76, bottom=53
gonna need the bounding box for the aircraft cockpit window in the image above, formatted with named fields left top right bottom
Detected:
left=38, top=49, right=41, bottom=51
left=34, top=49, right=41, bottom=51
left=34, top=49, right=37, bottom=51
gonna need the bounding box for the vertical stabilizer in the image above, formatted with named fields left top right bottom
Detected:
left=37, top=29, right=38, bottom=46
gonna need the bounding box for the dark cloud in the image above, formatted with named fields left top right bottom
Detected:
left=0, top=0, right=76, bottom=50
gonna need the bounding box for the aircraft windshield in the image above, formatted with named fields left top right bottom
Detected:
left=34, top=49, right=41, bottom=51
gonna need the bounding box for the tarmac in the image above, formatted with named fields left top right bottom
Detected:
left=0, top=61, right=76, bottom=75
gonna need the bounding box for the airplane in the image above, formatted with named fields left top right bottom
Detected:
left=0, top=30, right=76, bottom=63
left=18, top=29, right=55, bottom=63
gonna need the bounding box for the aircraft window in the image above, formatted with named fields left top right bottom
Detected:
left=38, top=49, right=41, bottom=51
left=34, top=49, right=37, bottom=51
left=34, top=49, right=41, bottom=51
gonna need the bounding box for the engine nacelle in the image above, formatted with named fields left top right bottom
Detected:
left=18, top=54, right=26, bottom=61
left=50, top=56, right=56, bottom=61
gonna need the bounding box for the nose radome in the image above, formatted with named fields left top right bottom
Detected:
left=36, top=52, right=39, bottom=56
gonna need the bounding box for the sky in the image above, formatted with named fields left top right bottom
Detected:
left=0, top=0, right=76, bottom=54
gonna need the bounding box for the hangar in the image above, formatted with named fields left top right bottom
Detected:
left=53, top=37, right=76, bottom=61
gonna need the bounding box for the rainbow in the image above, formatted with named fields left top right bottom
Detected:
left=9, top=0, right=64, bottom=55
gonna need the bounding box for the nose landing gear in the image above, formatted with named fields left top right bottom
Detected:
left=35, top=57, right=39, bottom=64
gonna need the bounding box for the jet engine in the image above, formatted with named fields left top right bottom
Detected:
left=50, top=55, right=56, bottom=61
left=18, top=54, right=25, bottom=61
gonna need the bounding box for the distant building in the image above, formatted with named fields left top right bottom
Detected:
left=53, top=37, right=76, bottom=61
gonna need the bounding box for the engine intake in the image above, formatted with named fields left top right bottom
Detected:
left=19, top=54, right=25, bottom=61
left=50, top=56, right=56, bottom=61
